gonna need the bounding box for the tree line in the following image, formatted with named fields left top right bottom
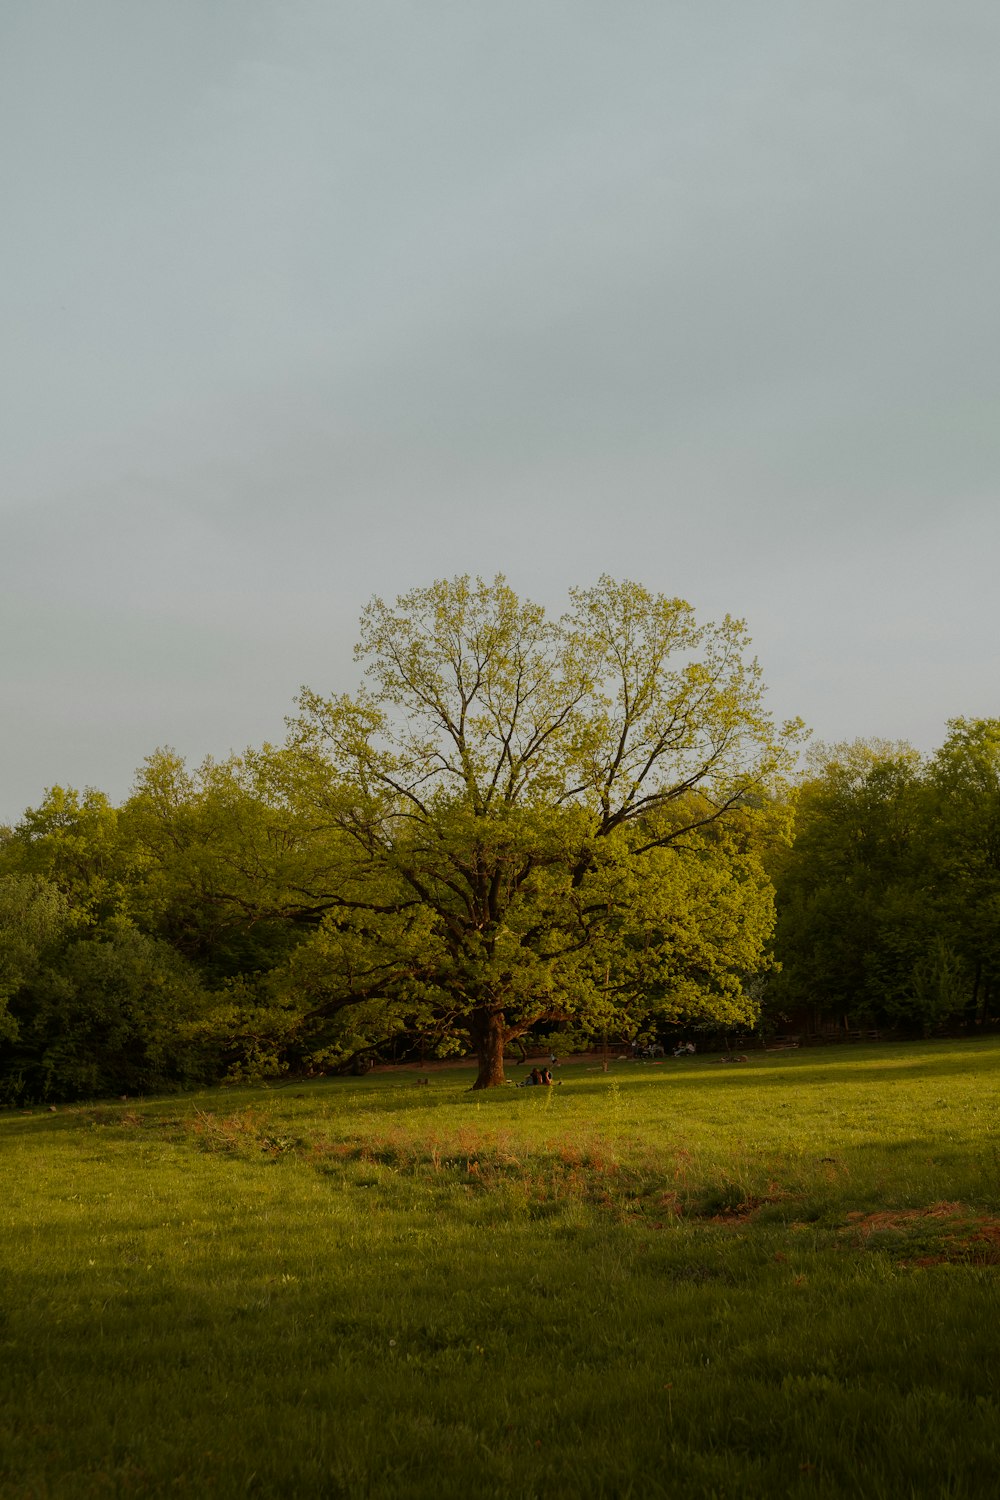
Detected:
left=770, top=723, right=1000, bottom=1037
left=1, top=578, right=996, bottom=1103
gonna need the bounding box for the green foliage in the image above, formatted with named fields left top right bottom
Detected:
left=287, top=575, right=801, bottom=1084
left=0, top=786, right=135, bottom=923
left=901, top=935, right=969, bottom=1034
left=0, top=875, right=73, bottom=1070
left=771, top=740, right=927, bottom=1022
left=9, top=587, right=1000, bottom=1095
left=0, top=578, right=805, bottom=1095
left=121, top=747, right=313, bottom=980
left=772, top=722, right=1000, bottom=1033
left=6, top=920, right=215, bottom=1101
left=923, top=718, right=1000, bottom=1020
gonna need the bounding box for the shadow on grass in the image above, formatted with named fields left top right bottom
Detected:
left=615, top=1038, right=1000, bottom=1093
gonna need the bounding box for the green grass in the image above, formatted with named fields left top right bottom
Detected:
left=3, top=1040, right=1000, bottom=1498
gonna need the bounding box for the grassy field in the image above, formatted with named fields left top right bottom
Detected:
left=2, top=1039, right=1000, bottom=1499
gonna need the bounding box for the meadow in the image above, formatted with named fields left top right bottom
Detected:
left=2, top=1039, right=999, bottom=1499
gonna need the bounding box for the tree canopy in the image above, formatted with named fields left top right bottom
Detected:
left=770, top=722, right=1000, bottom=1036
left=283, top=575, right=801, bottom=1085
left=15, top=582, right=1000, bottom=1102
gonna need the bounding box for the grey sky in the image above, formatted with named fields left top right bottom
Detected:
left=3, top=1, right=998, bottom=823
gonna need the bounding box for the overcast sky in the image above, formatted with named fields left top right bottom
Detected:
left=3, top=0, right=998, bottom=823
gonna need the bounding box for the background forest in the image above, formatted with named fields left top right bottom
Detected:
left=2, top=581, right=998, bottom=1105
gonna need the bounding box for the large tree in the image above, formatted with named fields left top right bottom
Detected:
left=285, top=576, right=801, bottom=1086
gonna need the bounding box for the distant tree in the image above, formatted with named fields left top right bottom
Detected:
left=771, top=730, right=1000, bottom=1036
left=922, top=718, right=1000, bottom=1025
left=6, top=919, right=216, bottom=1102
left=284, top=575, right=801, bottom=1087
left=0, top=874, right=72, bottom=1048
left=0, top=786, right=133, bottom=924
left=0, top=765, right=304, bottom=1101
left=120, top=747, right=314, bottom=981
left=770, top=741, right=928, bottom=1026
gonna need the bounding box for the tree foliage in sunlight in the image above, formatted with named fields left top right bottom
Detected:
left=283, top=575, right=800, bottom=1085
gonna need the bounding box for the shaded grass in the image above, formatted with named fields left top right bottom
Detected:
left=2, top=1039, right=1000, bottom=1497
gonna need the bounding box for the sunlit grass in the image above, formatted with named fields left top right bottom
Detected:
left=2, top=1039, right=1000, bottom=1497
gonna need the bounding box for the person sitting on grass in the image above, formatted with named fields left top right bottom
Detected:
left=517, top=1066, right=563, bottom=1087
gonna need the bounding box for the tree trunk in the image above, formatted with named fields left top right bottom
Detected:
left=471, top=1008, right=507, bottom=1089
